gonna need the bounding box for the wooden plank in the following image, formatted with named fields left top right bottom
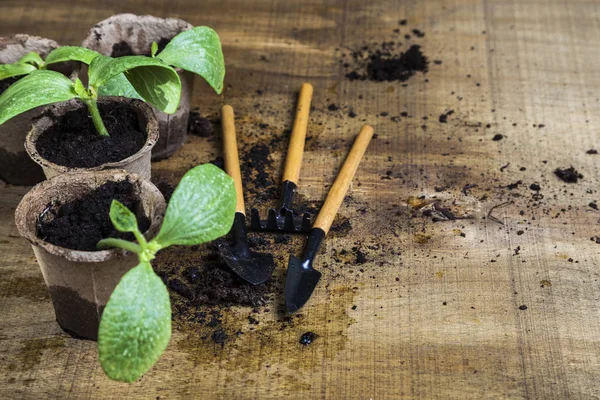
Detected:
left=1, top=0, right=600, bottom=398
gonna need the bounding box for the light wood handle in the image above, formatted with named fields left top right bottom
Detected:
left=313, top=125, right=374, bottom=234
left=221, top=105, right=245, bottom=214
left=282, top=83, right=313, bottom=184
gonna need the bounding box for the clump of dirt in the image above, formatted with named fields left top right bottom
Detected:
left=299, top=331, right=317, bottom=346
left=188, top=111, right=213, bottom=137
left=343, top=43, right=429, bottom=82
left=554, top=166, right=583, bottom=183
left=439, top=110, right=454, bottom=123
left=110, top=38, right=170, bottom=57
left=37, top=179, right=150, bottom=251
left=36, top=102, right=146, bottom=168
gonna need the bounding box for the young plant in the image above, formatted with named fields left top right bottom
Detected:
left=0, top=47, right=181, bottom=136
left=0, top=26, right=224, bottom=136
left=96, top=26, right=226, bottom=100
left=96, top=163, right=236, bottom=382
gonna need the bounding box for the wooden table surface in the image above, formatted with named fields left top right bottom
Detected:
left=1, top=0, right=600, bottom=398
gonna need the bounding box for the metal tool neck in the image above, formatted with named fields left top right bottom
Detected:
left=231, top=212, right=250, bottom=255
left=279, top=180, right=297, bottom=214
left=301, top=228, right=325, bottom=266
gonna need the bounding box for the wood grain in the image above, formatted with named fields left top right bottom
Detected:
left=1, top=0, right=600, bottom=399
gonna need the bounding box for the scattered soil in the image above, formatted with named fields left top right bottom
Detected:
left=554, top=166, right=583, bottom=183
left=157, top=244, right=270, bottom=308
left=586, top=149, right=598, bottom=155
left=110, top=38, right=170, bottom=57
left=37, top=179, right=150, bottom=251
left=36, top=102, right=147, bottom=168
left=439, top=110, right=454, bottom=123
left=188, top=111, right=213, bottom=137
left=0, top=77, right=19, bottom=95
left=344, top=44, right=429, bottom=82
left=492, top=134, right=504, bottom=141
left=299, top=331, right=317, bottom=346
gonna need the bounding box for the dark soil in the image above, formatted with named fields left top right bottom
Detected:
left=160, top=245, right=270, bottom=307
left=492, top=134, right=504, bottom=141
left=37, top=179, right=150, bottom=251
left=36, top=102, right=146, bottom=168
left=241, top=143, right=278, bottom=202
left=299, top=331, right=317, bottom=345
left=344, top=44, right=429, bottom=82
left=110, top=38, right=170, bottom=57
left=0, top=77, right=19, bottom=95
left=188, top=111, right=213, bottom=137
left=554, top=166, right=583, bottom=183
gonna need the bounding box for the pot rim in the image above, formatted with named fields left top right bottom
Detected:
left=14, top=169, right=166, bottom=263
left=81, top=13, right=193, bottom=51
left=24, top=97, right=159, bottom=174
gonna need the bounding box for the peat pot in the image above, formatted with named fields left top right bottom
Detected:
left=14, top=170, right=166, bottom=340
left=82, top=13, right=194, bottom=160
left=0, top=35, right=61, bottom=185
left=25, top=97, right=159, bottom=181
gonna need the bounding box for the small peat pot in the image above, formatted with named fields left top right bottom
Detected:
left=0, top=34, right=60, bottom=185
left=82, top=14, right=194, bottom=160
left=25, top=97, right=159, bottom=180
left=14, top=170, right=166, bottom=340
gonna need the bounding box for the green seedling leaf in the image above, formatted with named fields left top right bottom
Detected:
left=157, top=26, right=225, bottom=94
left=89, top=55, right=181, bottom=114
left=45, top=46, right=101, bottom=65
left=18, top=52, right=44, bottom=68
left=0, top=63, right=37, bottom=80
left=0, top=70, right=77, bottom=125
left=97, top=238, right=142, bottom=254
left=98, top=261, right=171, bottom=383
left=151, top=41, right=158, bottom=58
left=153, top=164, right=235, bottom=247
left=98, top=73, right=143, bottom=100
left=73, top=78, right=87, bottom=97
left=109, top=200, right=139, bottom=233
left=124, top=66, right=181, bottom=114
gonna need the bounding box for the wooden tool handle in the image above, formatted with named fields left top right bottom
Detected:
left=221, top=105, right=245, bottom=214
left=282, top=83, right=313, bottom=184
left=313, top=125, right=374, bottom=235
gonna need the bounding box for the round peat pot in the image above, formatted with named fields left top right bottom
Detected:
left=82, top=13, right=194, bottom=160
left=0, top=34, right=61, bottom=185
left=25, top=97, right=159, bottom=180
left=14, top=170, right=166, bottom=340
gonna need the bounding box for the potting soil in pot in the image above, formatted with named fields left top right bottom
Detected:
left=35, top=103, right=147, bottom=168
left=110, top=38, right=170, bottom=57
left=37, top=179, right=150, bottom=251
left=0, top=76, right=18, bottom=95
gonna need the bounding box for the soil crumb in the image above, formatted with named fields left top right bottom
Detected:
left=188, top=111, right=213, bottom=137
left=299, top=331, right=317, bottom=346
left=37, top=179, right=150, bottom=251
left=554, top=166, right=583, bottom=183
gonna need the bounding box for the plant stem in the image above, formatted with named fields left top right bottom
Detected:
left=84, top=98, right=110, bottom=137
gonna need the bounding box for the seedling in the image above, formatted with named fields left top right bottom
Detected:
left=0, top=48, right=181, bottom=136
left=0, top=26, right=225, bottom=137
left=96, top=163, right=236, bottom=382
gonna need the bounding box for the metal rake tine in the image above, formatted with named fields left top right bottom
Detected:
left=266, top=209, right=279, bottom=230
left=283, top=210, right=297, bottom=232
left=250, top=208, right=263, bottom=230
